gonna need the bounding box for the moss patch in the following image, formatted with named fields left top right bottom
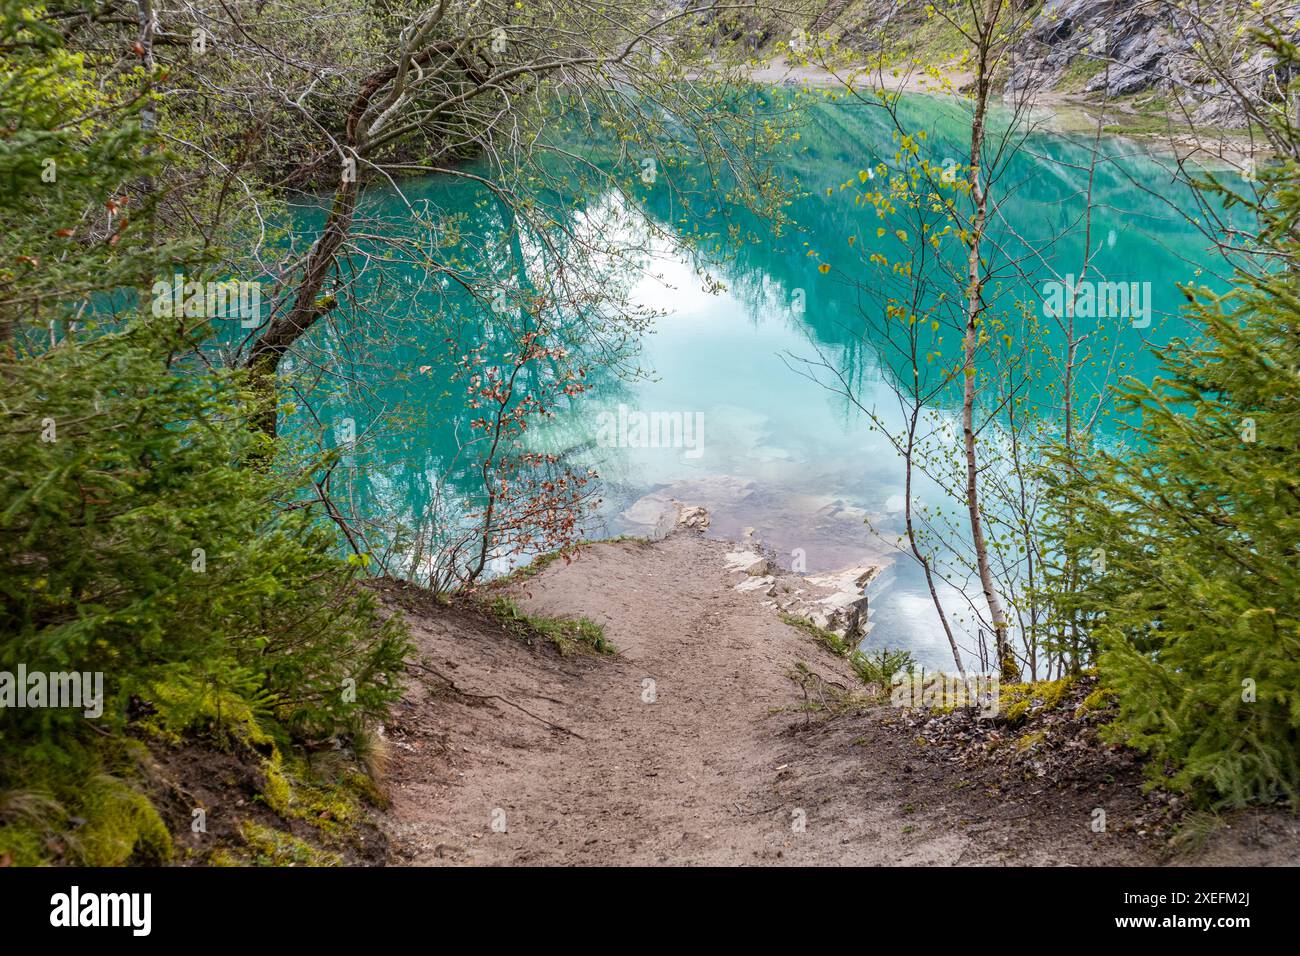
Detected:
left=258, top=750, right=293, bottom=816
left=1075, top=683, right=1116, bottom=717
left=1000, top=677, right=1077, bottom=724
left=221, top=820, right=342, bottom=867
left=1057, top=55, right=1108, bottom=93
left=0, top=740, right=174, bottom=867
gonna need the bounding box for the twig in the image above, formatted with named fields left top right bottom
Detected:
left=403, top=660, right=587, bottom=743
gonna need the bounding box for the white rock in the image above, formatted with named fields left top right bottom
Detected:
left=677, top=504, right=711, bottom=530
left=723, top=550, right=774, bottom=576
left=806, top=564, right=880, bottom=592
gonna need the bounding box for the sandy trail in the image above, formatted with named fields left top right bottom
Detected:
left=380, top=529, right=1182, bottom=866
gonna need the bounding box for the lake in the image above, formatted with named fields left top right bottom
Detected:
left=287, top=87, right=1244, bottom=668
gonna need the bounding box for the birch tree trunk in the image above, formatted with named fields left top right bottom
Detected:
left=961, top=1, right=1018, bottom=682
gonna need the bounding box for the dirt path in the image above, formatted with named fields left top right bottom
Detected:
left=383, top=530, right=863, bottom=864
left=380, top=528, right=1201, bottom=865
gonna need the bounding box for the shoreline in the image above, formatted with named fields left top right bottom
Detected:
left=739, top=55, right=1267, bottom=165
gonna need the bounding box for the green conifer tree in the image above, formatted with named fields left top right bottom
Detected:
left=1044, top=40, right=1300, bottom=806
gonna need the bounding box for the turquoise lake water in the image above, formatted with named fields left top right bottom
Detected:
left=289, top=89, right=1244, bottom=667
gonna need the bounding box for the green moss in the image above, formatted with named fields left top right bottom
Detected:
left=1057, top=55, right=1107, bottom=93
left=0, top=744, right=173, bottom=867
left=0, top=791, right=57, bottom=866
left=258, top=750, right=293, bottom=816
left=75, top=774, right=173, bottom=866
left=1000, top=677, right=1076, bottom=724
left=236, top=821, right=341, bottom=867
left=282, top=761, right=363, bottom=831
left=340, top=766, right=388, bottom=810
left=258, top=747, right=393, bottom=836
left=1076, top=684, right=1116, bottom=716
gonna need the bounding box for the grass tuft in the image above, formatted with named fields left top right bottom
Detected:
left=780, top=612, right=851, bottom=656
left=483, top=596, right=615, bottom=656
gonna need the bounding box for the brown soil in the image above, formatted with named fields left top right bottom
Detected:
left=135, top=740, right=388, bottom=866
left=378, top=528, right=1298, bottom=866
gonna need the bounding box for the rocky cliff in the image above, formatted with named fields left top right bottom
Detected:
left=1005, top=0, right=1297, bottom=128
left=707, top=0, right=1299, bottom=130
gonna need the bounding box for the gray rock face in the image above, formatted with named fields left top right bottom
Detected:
left=1006, top=0, right=1300, bottom=128
left=1009, top=0, right=1179, bottom=99
left=806, top=0, right=1298, bottom=130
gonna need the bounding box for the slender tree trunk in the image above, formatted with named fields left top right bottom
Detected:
left=136, top=2, right=156, bottom=137
left=962, top=12, right=1018, bottom=682
left=463, top=356, right=529, bottom=586
left=904, top=406, right=966, bottom=677
left=136, top=1, right=155, bottom=246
